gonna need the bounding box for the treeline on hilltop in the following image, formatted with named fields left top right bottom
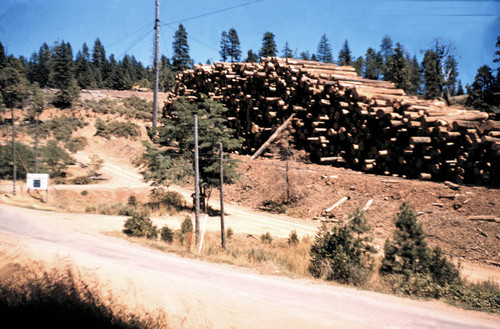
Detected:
left=0, top=24, right=499, bottom=112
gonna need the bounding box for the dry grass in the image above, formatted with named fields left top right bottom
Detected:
left=0, top=251, right=171, bottom=329
left=118, top=230, right=313, bottom=278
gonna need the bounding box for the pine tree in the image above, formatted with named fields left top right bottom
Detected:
left=337, top=39, right=352, bottom=66
left=245, top=49, right=258, bottom=63
left=385, top=42, right=410, bottom=92
left=219, top=31, right=229, bottom=62
left=353, top=56, right=364, bottom=76
left=50, top=41, right=80, bottom=108
left=92, top=38, right=107, bottom=87
left=456, top=80, right=464, bottom=96
left=160, top=55, right=174, bottom=92
left=364, top=48, right=382, bottom=80
left=422, top=49, right=443, bottom=100
left=227, top=28, right=241, bottom=62
left=381, top=203, right=429, bottom=274
left=408, top=55, right=422, bottom=95
left=154, top=96, right=243, bottom=211
left=0, top=42, right=7, bottom=69
left=466, top=65, right=498, bottom=112
left=282, top=41, right=293, bottom=58
left=260, top=32, right=277, bottom=58
left=75, top=43, right=96, bottom=89
left=0, top=57, right=30, bottom=109
left=299, top=51, right=310, bottom=60
left=172, top=24, right=192, bottom=73
left=28, top=43, right=52, bottom=88
left=316, top=34, right=333, bottom=63
left=380, top=35, right=394, bottom=80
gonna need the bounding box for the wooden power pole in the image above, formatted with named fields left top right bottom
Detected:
left=152, top=0, right=160, bottom=133
left=219, top=143, right=226, bottom=251
left=11, top=107, right=16, bottom=196
left=194, top=115, right=200, bottom=247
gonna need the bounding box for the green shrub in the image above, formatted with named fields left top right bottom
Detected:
left=65, top=136, right=87, bottom=153
left=146, top=188, right=186, bottom=214
left=0, top=142, right=35, bottom=179
left=288, top=230, right=299, bottom=245
left=123, top=211, right=158, bottom=239
left=181, top=215, right=193, bottom=235
left=72, top=176, right=92, bottom=185
left=127, top=195, right=138, bottom=207
left=95, top=119, right=140, bottom=139
left=260, top=232, right=273, bottom=244
left=80, top=190, right=88, bottom=196
left=160, top=225, right=174, bottom=243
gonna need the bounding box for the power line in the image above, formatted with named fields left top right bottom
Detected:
left=160, top=0, right=264, bottom=27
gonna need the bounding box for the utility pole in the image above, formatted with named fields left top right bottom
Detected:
left=35, top=111, right=39, bottom=173
left=11, top=107, right=16, bottom=196
left=219, top=143, right=226, bottom=251
left=152, top=0, right=160, bottom=134
left=194, top=115, right=200, bottom=247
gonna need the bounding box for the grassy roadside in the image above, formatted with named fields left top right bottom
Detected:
left=117, top=215, right=500, bottom=315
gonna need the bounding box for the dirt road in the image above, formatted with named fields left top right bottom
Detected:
left=0, top=204, right=498, bottom=329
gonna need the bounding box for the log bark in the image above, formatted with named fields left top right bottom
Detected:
left=250, top=113, right=296, bottom=160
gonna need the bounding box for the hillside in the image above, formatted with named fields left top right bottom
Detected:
left=1, top=89, right=499, bottom=275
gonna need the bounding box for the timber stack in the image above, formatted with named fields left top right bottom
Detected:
left=163, top=57, right=500, bottom=187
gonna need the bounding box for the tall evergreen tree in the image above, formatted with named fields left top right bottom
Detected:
left=75, top=42, right=96, bottom=89
left=260, top=32, right=277, bottom=58
left=219, top=31, right=229, bottom=62
left=422, top=49, right=443, bottom=100
left=353, top=56, right=364, bottom=76
left=337, top=39, right=352, bottom=66
left=172, top=24, right=192, bottom=73
left=380, top=36, right=394, bottom=80
left=28, top=43, right=52, bottom=88
left=456, top=80, right=464, bottom=96
left=227, top=28, right=242, bottom=62
left=364, top=47, right=382, bottom=80
left=51, top=41, right=80, bottom=108
left=245, top=49, right=258, bottom=63
left=408, top=55, right=422, bottom=95
left=316, top=34, right=333, bottom=63
left=385, top=42, right=410, bottom=91
left=92, top=38, right=107, bottom=87
left=159, top=55, right=174, bottom=92
left=0, top=42, right=6, bottom=69
left=0, top=57, right=30, bottom=109
left=466, top=65, right=498, bottom=112
left=300, top=51, right=311, bottom=60
left=282, top=41, right=293, bottom=58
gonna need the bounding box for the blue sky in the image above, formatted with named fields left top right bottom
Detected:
left=0, top=0, right=498, bottom=86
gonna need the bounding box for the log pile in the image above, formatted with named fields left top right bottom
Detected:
left=163, top=57, right=500, bottom=186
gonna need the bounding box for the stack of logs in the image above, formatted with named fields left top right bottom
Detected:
left=163, top=57, right=500, bottom=187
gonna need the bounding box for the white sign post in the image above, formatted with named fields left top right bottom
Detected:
left=26, top=173, right=49, bottom=203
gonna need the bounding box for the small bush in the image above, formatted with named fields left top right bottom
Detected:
left=123, top=211, right=158, bottom=239
left=288, top=230, right=299, bottom=245
left=95, top=119, right=140, bottom=139
left=146, top=189, right=186, bottom=214
left=72, top=176, right=92, bottom=185
left=181, top=216, right=193, bottom=235
left=260, top=232, right=273, bottom=244
left=80, top=190, right=88, bottom=196
left=160, top=226, right=174, bottom=244
left=226, top=227, right=234, bottom=239
left=127, top=195, right=138, bottom=208
left=65, top=136, right=87, bottom=153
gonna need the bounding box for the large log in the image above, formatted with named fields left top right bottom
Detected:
left=250, top=113, right=296, bottom=160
